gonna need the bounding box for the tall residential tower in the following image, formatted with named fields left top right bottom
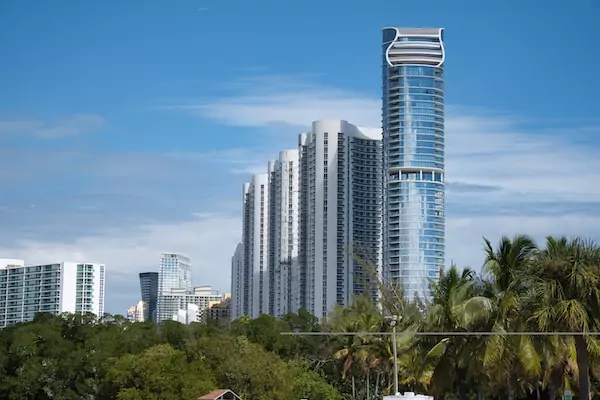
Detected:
left=299, top=120, right=382, bottom=319
left=230, top=242, right=244, bottom=320
left=268, top=150, right=300, bottom=317
left=382, top=27, right=446, bottom=299
left=240, top=174, right=270, bottom=318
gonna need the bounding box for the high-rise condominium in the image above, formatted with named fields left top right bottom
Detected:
left=268, top=150, right=300, bottom=317
left=240, top=174, right=270, bottom=318
left=299, top=120, right=382, bottom=319
left=382, top=27, right=446, bottom=299
left=157, top=253, right=192, bottom=322
left=230, top=242, right=244, bottom=320
left=139, top=272, right=158, bottom=322
left=0, top=259, right=106, bottom=328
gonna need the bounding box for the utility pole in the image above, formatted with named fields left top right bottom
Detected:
left=385, top=315, right=400, bottom=396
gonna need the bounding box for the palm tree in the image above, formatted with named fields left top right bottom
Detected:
left=524, top=236, right=600, bottom=400
left=424, top=265, right=493, bottom=399
left=482, top=235, right=541, bottom=398
left=328, top=296, right=383, bottom=399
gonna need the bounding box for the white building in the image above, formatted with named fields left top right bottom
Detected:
left=299, top=120, right=382, bottom=319
left=158, top=285, right=223, bottom=323
left=230, top=242, right=244, bottom=320
left=268, top=149, right=300, bottom=317
left=172, top=303, right=200, bottom=324
left=239, top=173, right=270, bottom=319
left=384, top=393, right=433, bottom=400
left=0, top=259, right=106, bottom=328
left=157, top=253, right=192, bottom=322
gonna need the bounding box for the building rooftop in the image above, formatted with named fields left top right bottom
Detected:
left=198, top=389, right=243, bottom=400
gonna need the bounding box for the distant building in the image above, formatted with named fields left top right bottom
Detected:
left=158, top=285, right=223, bottom=324
left=230, top=243, right=243, bottom=320
left=126, top=300, right=146, bottom=322
left=139, top=272, right=158, bottom=322
left=126, top=305, right=136, bottom=321
left=172, top=303, right=199, bottom=324
left=157, top=253, right=192, bottom=323
left=0, top=259, right=106, bottom=328
left=240, top=174, right=270, bottom=318
left=207, top=297, right=231, bottom=324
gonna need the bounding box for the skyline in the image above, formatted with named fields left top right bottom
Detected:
left=1, top=0, right=600, bottom=314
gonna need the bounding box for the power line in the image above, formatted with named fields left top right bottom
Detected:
left=281, top=331, right=600, bottom=336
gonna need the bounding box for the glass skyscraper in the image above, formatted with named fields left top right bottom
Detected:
left=382, top=27, right=446, bottom=299
left=156, top=253, right=192, bottom=322
left=139, top=272, right=158, bottom=322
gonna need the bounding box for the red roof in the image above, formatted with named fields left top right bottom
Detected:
left=198, top=389, right=242, bottom=400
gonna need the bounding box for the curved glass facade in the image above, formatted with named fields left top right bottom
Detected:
left=382, top=28, right=445, bottom=300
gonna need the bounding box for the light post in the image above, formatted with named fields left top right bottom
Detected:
left=385, top=315, right=400, bottom=396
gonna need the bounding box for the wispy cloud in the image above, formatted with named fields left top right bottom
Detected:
left=0, top=114, right=105, bottom=139
left=161, top=75, right=379, bottom=129
left=162, top=75, right=600, bottom=202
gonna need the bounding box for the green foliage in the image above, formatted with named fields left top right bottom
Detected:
left=103, top=344, right=214, bottom=400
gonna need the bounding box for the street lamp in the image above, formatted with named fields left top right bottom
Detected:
left=385, top=315, right=401, bottom=396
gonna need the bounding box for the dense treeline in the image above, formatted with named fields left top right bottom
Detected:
left=2, top=235, right=600, bottom=400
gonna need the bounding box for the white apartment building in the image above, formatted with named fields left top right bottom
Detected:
left=239, top=173, right=270, bottom=319
left=230, top=242, right=244, bottom=320
left=299, top=120, right=382, bottom=319
left=268, top=150, right=300, bottom=317
left=0, top=259, right=106, bottom=328
left=158, top=285, right=223, bottom=323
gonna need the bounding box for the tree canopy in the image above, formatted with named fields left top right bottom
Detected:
left=1, top=235, right=600, bottom=400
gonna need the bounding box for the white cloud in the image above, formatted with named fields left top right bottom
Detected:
left=164, top=75, right=600, bottom=202
left=162, top=75, right=380, bottom=129
left=0, top=114, right=105, bottom=138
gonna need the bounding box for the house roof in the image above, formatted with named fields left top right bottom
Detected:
left=198, top=389, right=243, bottom=400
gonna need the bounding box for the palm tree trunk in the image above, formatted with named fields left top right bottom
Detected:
left=352, top=375, right=356, bottom=400
left=574, top=335, right=591, bottom=400
left=375, top=372, right=380, bottom=398
left=367, top=373, right=370, bottom=400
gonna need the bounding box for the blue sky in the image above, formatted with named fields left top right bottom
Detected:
left=1, top=0, right=599, bottom=314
